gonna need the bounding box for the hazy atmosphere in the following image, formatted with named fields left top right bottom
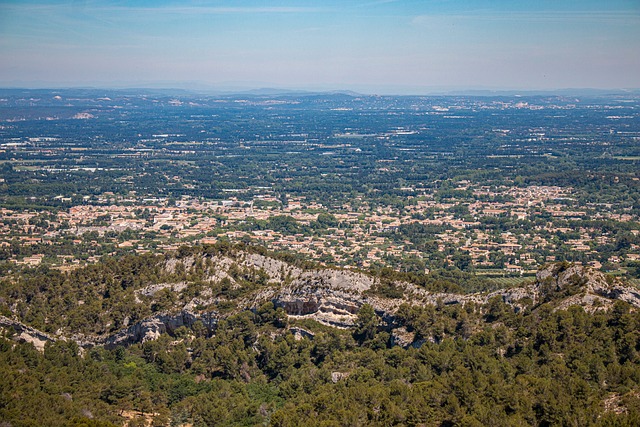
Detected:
left=1, top=0, right=639, bottom=93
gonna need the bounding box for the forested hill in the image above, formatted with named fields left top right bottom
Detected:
left=1, top=244, right=640, bottom=426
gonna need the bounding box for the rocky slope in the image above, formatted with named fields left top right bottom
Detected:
left=535, top=263, right=640, bottom=311
left=0, top=315, right=57, bottom=351
left=2, top=251, right=639, bottom=350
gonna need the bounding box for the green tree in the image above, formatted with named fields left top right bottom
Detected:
left=354, top=304, right=379, bottom=344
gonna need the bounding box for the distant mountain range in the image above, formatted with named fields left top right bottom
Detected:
left=1, top=86, right=638, bottom=98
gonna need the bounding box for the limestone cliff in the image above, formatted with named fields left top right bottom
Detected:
left=0, top=315, right=57, bottom=351
left=3, top=254, right=639, bottom=350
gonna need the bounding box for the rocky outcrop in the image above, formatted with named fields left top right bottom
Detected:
left=536, top=263, right=606, bottom=293
left=66, top=262, right=640, bottom=347
left=289, top=327, right=315, bottom=341
left=243, top=253, right=303, bottom=284
left=390, top=327, right=415, bottom=348
left=72, top=309, right=218, bottom=349
left=278, top=298, right=321, bottom=316
left=331, top=372, right=350, bottom=383
left=9, top=253, right=640, bottom=350
left=601, top=286, right=640, bottom=308
left=237, top=260, right=377, bottom=327
left=247, top=255, right=640, bottom=328
left=535, top=263, right=640, bottom=311
left=105, top=310, right=207, bottom=348
left=137, top=282, right=189, bottom=298
left=271, top=277, right=371, bottom=327
left=0, top=315, right=57, bottom=351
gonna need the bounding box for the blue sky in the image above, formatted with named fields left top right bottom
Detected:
left=1, top=0, right=639, bottom=93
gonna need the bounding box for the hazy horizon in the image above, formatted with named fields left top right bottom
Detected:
left=2, top=84, right=640, bottom=98
left=1, top=0, right=639, bottom=93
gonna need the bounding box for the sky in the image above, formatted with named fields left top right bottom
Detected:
left=1, top=0, right=639, bottom=93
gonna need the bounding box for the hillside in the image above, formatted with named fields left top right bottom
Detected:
left=1, top=244, right=640, bottom=426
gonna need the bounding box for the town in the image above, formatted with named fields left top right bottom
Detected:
left=0, top=89, right=639, bottom=283
left=2, top=181, right=638, bottom=280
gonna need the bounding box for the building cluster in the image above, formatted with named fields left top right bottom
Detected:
left=1, top=183, right=638, bottom=277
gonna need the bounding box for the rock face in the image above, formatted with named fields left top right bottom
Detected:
left=390, top=327, right=416, bottom=348
left=272, top=288, right=364, bottom=328
left=69, top=309, right=218, bottom=349
left=0, top=315, right=57, bottom=351
left=289, top=327, right=315, bottom=341
left=237, top=256, right=377, bottom=328
left=244, top=256, right=640, bottom=329
left=6, top=254, right=640, bottom=350
left=137, top=282, right=189, bottom=298
left=244, top=253, right=303, bottom=283
left=98, top=309, right=215, bottom=349
left=534, top=263, right=640, bottom=311
left=73, top=261, right=640, bottom=347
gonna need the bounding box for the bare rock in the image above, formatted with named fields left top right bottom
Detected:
left=390, top=327, right=415, bottom=348
left=535, top=263, right=640, bottom=309
left=289, top=327, right=315, bottom=341
left=0, top=315, right=57, bottom=352
left=331, top=372, right=349, bottom=383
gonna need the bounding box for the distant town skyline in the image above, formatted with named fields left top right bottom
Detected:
left=1, top=0, right=639, bottom=94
